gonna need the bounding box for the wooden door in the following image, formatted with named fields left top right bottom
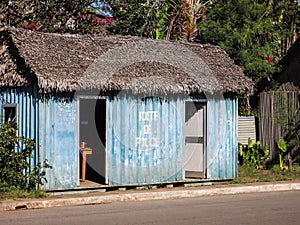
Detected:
left=184, top=101, right=206, bottom=178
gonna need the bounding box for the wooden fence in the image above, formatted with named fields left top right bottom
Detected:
left=259, top=91, right=300, bottom=161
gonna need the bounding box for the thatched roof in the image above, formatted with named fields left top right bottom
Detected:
left=0, top=27, right=253, bottom=95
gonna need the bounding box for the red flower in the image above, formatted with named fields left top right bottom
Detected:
left=105, top=16, right=114, bottom=23
left=77, top=14, right=83, bottom=19
left=71, top=17, right=76, bottom=21
left=266, top=56, right=273, bottom=63
left=93, top=17, right=100, bottom=23
left=98, top=20, right=106, bottom=26
left=27, top=23, right=37, bottom=30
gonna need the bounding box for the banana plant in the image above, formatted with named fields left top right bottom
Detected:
left=238, top=138, right=270, bottom=169
left=277, top=137, right=287, bottom=170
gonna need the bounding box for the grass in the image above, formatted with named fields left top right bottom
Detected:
left=1, top=164, right=300, bottom=200
left=0, top=188, right=48, bottom=201
left=232, top=163, right=300, bottom=184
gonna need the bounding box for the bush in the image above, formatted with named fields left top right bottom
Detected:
left=0, top=122, right=51, bottom=192
left=238, top=138, right=270, bottom=169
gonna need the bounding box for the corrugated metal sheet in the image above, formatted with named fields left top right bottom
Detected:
left=0, top=87, right=239, bottom=189
left=238, top=116, right=256, bottom=145
left=39, top=96, right=77, bottom=190
left=0, top=88, right=78, bottom=190
left=206, top=95, right=238, bottom=179
left=107, top=96, right=183, bottom=185
left=0, top=87, right=39, bottom=165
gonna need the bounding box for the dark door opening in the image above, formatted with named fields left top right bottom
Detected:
left=79, top=98, right=107, bottom=185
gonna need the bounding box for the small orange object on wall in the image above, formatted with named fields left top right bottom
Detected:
left=80, top=142, right=93, bottom=182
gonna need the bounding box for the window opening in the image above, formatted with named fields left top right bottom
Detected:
left=3, top=104, right=17, bottom=123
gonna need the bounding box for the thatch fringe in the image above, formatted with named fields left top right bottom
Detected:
left=0, top=27, right=253, bottom=94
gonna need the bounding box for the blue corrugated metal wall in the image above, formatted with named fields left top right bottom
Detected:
left=206, top=95, right=238, bottom=179
left=0, top=87, right=238, bottom=189
left=0, top=88, right=78, bottom=190
left=0, top=87, right=39, bottom=165
left=39, top=95, right=77, bottom=190
left=107, top=96, right=184, bottom=185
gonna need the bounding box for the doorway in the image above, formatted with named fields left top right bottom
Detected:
left=79, top=98, right=107, bottom=185
left=183, top=101, right=207, bottom=179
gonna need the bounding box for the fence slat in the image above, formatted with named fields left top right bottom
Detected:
left=259, top=91, right=300, bottom=161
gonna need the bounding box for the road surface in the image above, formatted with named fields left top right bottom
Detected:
left=1, top=191, right=300, bottom=225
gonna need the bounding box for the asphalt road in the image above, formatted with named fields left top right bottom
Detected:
left=1, top=191, right=300, bottom=225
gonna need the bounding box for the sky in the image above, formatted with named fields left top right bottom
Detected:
left=90, top=1, right=113, bottom=17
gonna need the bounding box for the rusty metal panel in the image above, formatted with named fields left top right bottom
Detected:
left=107, top=95, right=184, bottom=185
left=206, top=95, right=238, bottom=179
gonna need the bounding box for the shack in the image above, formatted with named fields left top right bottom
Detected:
left=0, top=27, right=253, bottom=190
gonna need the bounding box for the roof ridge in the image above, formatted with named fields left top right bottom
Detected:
left=0, top=26, right=253, bottom=95
left=2, top=26, right=141, bottom=42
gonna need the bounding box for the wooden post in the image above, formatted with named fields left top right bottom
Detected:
left=80, top=142, right=92, bottom=182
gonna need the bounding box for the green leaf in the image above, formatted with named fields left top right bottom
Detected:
left=248, top=137, right=253, bottom=148
left=277, top=137, right=287, bottom=153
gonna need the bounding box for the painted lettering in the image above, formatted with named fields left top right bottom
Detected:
left=136, top=110, right=160, bottom=149
left=135, top=137, right=159, bottom=148
left=144, top=125, right=152, bottom=134
left=139, top=111, right=159, bottom=121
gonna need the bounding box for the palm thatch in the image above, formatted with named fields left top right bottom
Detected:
left=0, top=27, right=253, bottom=95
